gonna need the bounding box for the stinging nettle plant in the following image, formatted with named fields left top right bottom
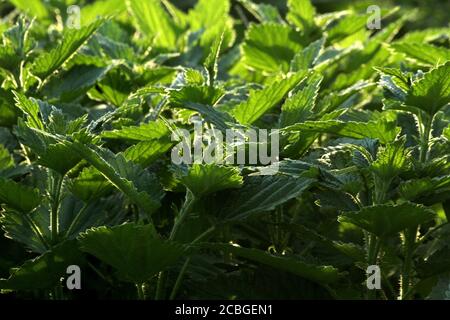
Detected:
left=0, top=0, right=449, bottom=300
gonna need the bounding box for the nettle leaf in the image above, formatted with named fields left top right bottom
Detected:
left=390, top=42, right=450, bottom=67
left=42, top=64, right=113, bottom=102
left=219, top=175, right=316, bottom=221
left=286, top=0, right=316, bottom=33
left=325, top=13, right=369, bottom=47
left=102, top=120, right=169, bottom=142
left=175, top=164, right=243, bottom=198
left=444, top=126, right=450, bottom=140
left=31, top=19, right=104, bottom=81
left=80, top=0, right=126, bottom=26
left=70, top=166, right=113, bottom=202
left=127, top=0, right=181, bottom=49
left=10, top=0, right=48, bottom=19
left=187, top=0, right=234, bottom=56
left=15, top=123, right=82, bottom=174
left=0, top=178, right=41, bottom=213
left=169, top=85, right=225, bottom=107
left=290, top=38, right=325, bottom=72
left=238, top=0, right=283, bottom=23
left=232, top=72, right=307, bottom=125
left=0, top=240, right=84, bottom=290
left=242, top=23, right=306, bottom=73
left=399, top=175, right=450, bottom=201
left=204, top=32, right=224, bottom=87
left=203, top=243, right=340, bottom=285
left=0, top=145, right=13, bottom=171
left=370, top=138, right=410, bottom=180
left=13, top=92, right=43, bottom=129
left=69, top=143, right=163, bottom=214
left=339, top=203, right=435, bottom=238
left=405, top=62, right=450, bottom=117
left=283, top=119, right=400, bottom=144
left=123, top=140, right=173, bottom=167
left=0, top=17, right=34, bottom=75
left=182, top=102, right=237, bottom=132
left=279, top=73, right=322, bottom=128
left=79, top=223, right=186, bottom=284
left=1, top=207, right=49, bottom=253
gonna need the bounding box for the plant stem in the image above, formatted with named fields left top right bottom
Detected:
left=50, top=170, right=63, bottom=244
left=169, top=190, right=196, bottom=241
left=367, top=235, right=381, bottom=300
left=168, top=226, right=217, bottom=300
left=155, top=271, right=167, bottom=300
left=401, top=227, right=417, bottom=300
left=169, top=257, right=190, bottom=300
left=419, top=113, right=433, bottom=162
left=136, top=283, right=145, bottom=300
left=155, top=190, right=196, bottom=300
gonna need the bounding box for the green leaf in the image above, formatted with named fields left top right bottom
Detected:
left=79, top=223, right=186, bottom=284
left=283, top=118, right=400, bottom=144
left=204, top=32, right=224, bottom=87
left=187, top=0, right=234, bottom=58
left=339, top=203, right=435, bottom=238
left=279, top=73, right=322, bottom=127
left=242, top=23, right=305, bottom=73
left=232, top=72, right=307, bottom=125
left=0, top=17, right=34, bottom=75
left=14, top=123, right=82, bottom=174
left=405, top=62, right=450, bottom=117
left=0, top=144, right=14, bottom=170
left=0, top=241, right=84, bottom=290
left=390, top=42, right=450, bottom=67
left=102, top=120, right=169, bottom=142
left=399, top=176, right=450, bottom=201
left=80, top=0, right=126, bottom=25
left=42, top=64, right=113, bottom=102
left=169, top=85, right=225, bottom=108
left=238, top=0, right=282, bottom=23
left=0, top=178, right=41, bottom=212
left=219, top=175, right=315, bottom=221
left=175, top=164, right=243, bottom=198
left=31, top=19, right=104, bottom=81
left=325, top=14, right=369, bottom=47
left=123, top=140, right=173, bottom=167
left=370, top=138, right=410, bottom=180
left=13, top=92, right=43, bottom=129
left=203, top=243, right=340, bottom=285
left=286, top=0, right=316, bottom=33
left=68, top=143, right=163, bottom=215
left=444, top=126, right=450, bottom=140
left=127, top=0, right=180, bottom=49
left=290, top=38, right=325, bottom=72
left=10, top=0, right=48, bottom=19
left=69, top=167, right=113, bottom=202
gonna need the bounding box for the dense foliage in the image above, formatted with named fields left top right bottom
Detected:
left=0, top=0, right=449, bottom=300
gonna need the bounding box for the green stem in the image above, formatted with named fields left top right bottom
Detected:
left=136, top=283, right=145, bottom=300
left=169, top=190, right=196, bottom=241
left=155, top=271, right=167, bottom=300
left=419, top=113, right=433, bottom=162
left=401, top=227, right=417, bottom=300
left=367, top=235, right=381, bottom=300
left=50, top=170, right=63, bottom=244
left=156, top=190, right=196, bottom=300
left=168, top=226, right=217, bottom=300
left=64, top=202, right=89, bottom=238
left=169, top=258, right=190, bottom=300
